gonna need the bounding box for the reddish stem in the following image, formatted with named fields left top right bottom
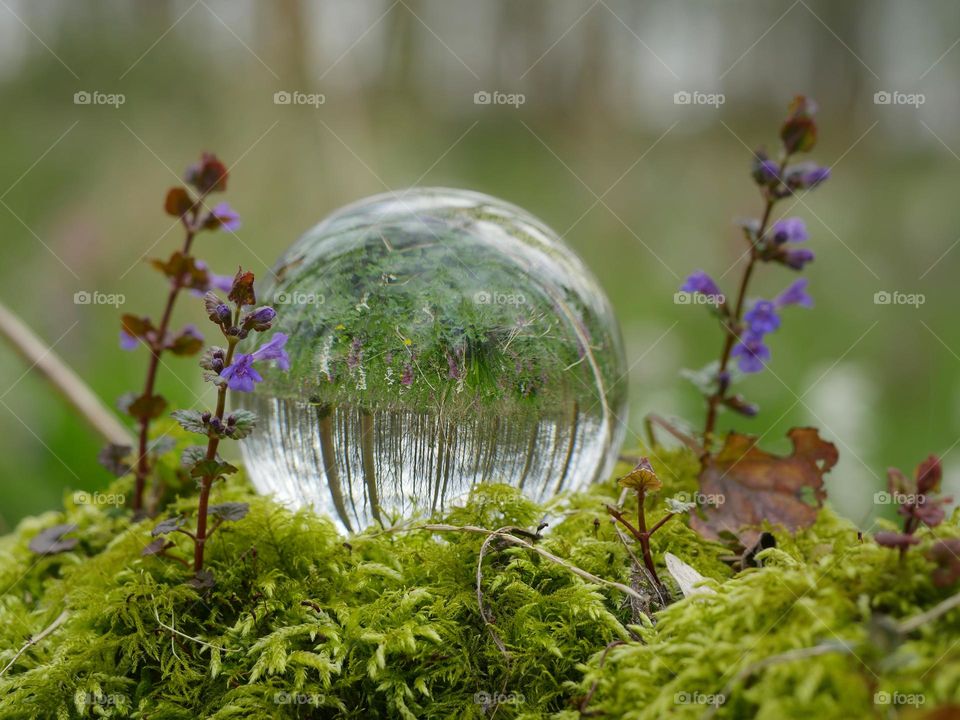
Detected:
left=702, top=156, right=789, bottom=452
left=193, top=319, right=238, bottom=573
left=607, top=488, right=676, bottom=588
left=132, top=197, right=208, bottom=513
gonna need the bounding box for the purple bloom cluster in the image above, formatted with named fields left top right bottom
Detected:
left=731, top=278, right=813, bottom=373
left=220, top=333, right=290, bottom=392
left=676, top=96, right=833, bottom=448
left=770, top=218, right=807, bottom=244
left=762, top=217, right=815, bottom=270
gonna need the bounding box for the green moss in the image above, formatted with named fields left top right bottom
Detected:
left=0, top=451, right=958, bottom=718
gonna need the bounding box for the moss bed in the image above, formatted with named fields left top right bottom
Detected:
left=1, top=448, right=959, bottom=719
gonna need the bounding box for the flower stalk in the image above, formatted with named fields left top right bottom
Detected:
left=117, top=153, right=240, bottom=514
left=677, top=96, right=830, bottom=452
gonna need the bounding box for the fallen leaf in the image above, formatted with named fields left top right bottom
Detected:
left=29, top=524, right=78, bottom=555
left=691, top=427, right=838, bottom=547
left=664, top=553, right=715, bottom=598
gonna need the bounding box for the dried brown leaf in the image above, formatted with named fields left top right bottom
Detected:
left=691, top=427, right=838, bottom=546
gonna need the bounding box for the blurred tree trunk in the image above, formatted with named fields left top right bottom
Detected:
left=381, top=0, right=418, bottom=105
left=257, top=0, right=308, bottom=86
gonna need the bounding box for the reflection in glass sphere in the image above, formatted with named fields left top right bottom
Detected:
left=237, top=188, right=627, bottom=531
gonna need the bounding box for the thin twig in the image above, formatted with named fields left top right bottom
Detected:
left=476, top=528, right=513, bottom=658
left=387, top=523, right=644, bottom=602
left=611, top=521, right=670, bottom=609
left=898, top=589, right=960, bottom=634
left=150, top=599, right=234, bottom=654
left=0, top=302, right=131, bottom=446
left=0, top=610, right=69, bottom=677
left=644, top=413, right=704, bottom=454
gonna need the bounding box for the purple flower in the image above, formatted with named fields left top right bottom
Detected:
left=220, top=333, right=290, bottom=392
left=753, top=158, right=779, bottom=185
left=751, top=149, right=780, bottom=186
left=775, top=278, right=813, bottom=308
left=770, top=218, right=807, bottom=244
left=801, top=166, right=830, bottom=188
left=347, top=337, right=363, bottom=370
left=208, top=272, right=234, bottom=293
left=744, top=300, right=780, bottom=335
left=120, top=330, right=138, bottom=351
left=220, top=355, right=262, bottom=393
left=731, top=334, right=771, bottom=374
left=212, top=303, right=231, bottom=325
left=401, top=363, right=414, bottom=386
left=242, top=306, right=276, bottom=332
left=782, top=247, right=815, bottom=270
left=251, top=333, right=290, bottom=371
left=210, top=202, right=241, bottom=232
left=680, top=270, right=722, bottom=298
left=786, top=163, right=830, bottom=191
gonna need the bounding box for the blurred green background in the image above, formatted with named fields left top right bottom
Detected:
left=1, top=0, right=958, bottom=530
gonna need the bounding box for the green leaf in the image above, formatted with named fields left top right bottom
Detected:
left=141, top=538, right=171, bottom=556
left=188, top=569, right=215, bottom=590
left=180, top=445, right=207, bottom=468
left=151, top=516, right=185, bottom=537
left=128, top=394, right=168, bottom=421
left=190, top=458, right=239, bottom=479
left=167, top=327, right=204, bottom=356
left=209, top=502, right=250, bottom=522
left=171, top=410, right=208, bottom=436
left=666, top=497, right=697, bottom=514
left=97, top=443, right=132, bottom=477
left=121, top=314, right=156, bottom=340
left=225, top=409, right=257, bottom=440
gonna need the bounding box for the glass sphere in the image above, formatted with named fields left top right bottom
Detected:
left=237, top=188, right=627, bottom=531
